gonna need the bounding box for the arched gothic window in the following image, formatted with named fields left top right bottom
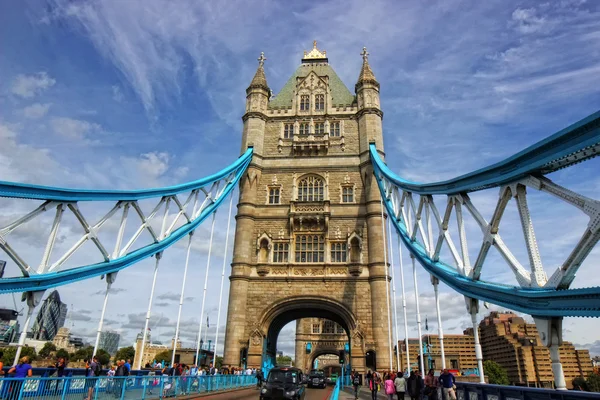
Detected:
left=297, top=176, right=324, bottom=202
left=258, top=239, right=270, bottom=263
left=315, top=94, right=325, bottom=111
left=300, top=95, right=310, bottom=111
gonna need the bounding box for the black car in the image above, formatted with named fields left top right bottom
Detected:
left=307, top=369, right=326, bottom=389
left=260, top=367, right=306, bottom=400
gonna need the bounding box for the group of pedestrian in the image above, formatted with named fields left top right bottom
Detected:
left=352, top=368, right=456, bottom=400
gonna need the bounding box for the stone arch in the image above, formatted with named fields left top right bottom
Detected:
left=308, top=348, right=343, bottom=372
left=258, top=296, right=358, bottom=370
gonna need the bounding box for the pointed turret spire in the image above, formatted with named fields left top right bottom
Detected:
left=247, top=52, right=270, bottom=92
left=356, top=47, right=379, bottom=91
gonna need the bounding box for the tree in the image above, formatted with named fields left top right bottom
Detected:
left=73, top=346, right=94, bottom=362
left=276, top=355, right=293, bottom=366
left=215, top=356, right=223, bottom=369
left=39, top=342, right=57, bottom=358
left=154, top=350, right=172, bottom=365
left=56, top=349, right=69, bottom=360
left=114, top=346, right=135, bottom=364
left=96, top=349, right=111, bottom=366
left=1, top=346, right=38, bottom=365
left=483, top=360, right=509, bottom=385
left=587, top=372, right=600, bottom=392
left=573, top=377, right=590, bottom=391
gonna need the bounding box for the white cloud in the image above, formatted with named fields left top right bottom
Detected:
left=50, top=117, right=102, bottom=143
left=11, top=72, right=56, bottom=98
left=112, top=85, right=124, bottom=102
left=510, top=8, right=547, bottom=34
left=22, top=103, right=52, bottom=119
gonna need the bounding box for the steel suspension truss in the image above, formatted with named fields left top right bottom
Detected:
left=0, top=148, right=253, bottom=293
left=371, top=111, right=600, bottom=317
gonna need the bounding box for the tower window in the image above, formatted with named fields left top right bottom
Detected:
left=273, top=242, right=289, bottom=263
left=315, top=94, right=325, bottom=111
left=284, top=124, right=294, bottom=139
left=298, top=176, right=324, bottom=202
left=312, top=323, right=321, bottom=334
left=331, top=242, right=347, bottom=263
left=295, top=235, right=324, bottom=263
left=323, top=320, right=335, bottom=334
left=342, top=186, right=354, bottom=203
left=330, top=122, right=341, bottom=137
left=336, top=324, right=344, bottom=334
left=299, top=123, right=310, bottom=135
left=315, top=122, right=325, bottom=135
left=269, top=188, right=280, bottom=204
left=300, top=95, right=310, bottom=111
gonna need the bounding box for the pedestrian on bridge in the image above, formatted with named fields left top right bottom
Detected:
left=394, top=372, right=406, bottom=400
left=438, top=370, right=456, bottom=400
left=385, top=374, right=396, bottom=400
left=424, top=369, right=438, bottom=400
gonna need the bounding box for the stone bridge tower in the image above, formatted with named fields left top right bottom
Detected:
left=222, top=42, right=390, bottom=373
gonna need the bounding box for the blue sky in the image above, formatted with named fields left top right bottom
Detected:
left=0, top=0, right=599, bottom=358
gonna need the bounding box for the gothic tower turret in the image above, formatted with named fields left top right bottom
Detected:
left=224, top=43, right=391, bottom=373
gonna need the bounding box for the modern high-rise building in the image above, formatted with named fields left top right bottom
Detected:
left=477, top=311, right=593, bottom=389
left=30, top=290, right=68, bottom=340
left=98, top=331, right=121, bottom=355
left=0, top=308, right=19, bottom=344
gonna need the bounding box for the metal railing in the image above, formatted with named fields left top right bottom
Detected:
left=456, top=382, right=600, bottom=400
left=0, top=373, right=256, bottom=399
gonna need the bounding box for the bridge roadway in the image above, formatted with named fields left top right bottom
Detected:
left=188, top=386, right=334, bottom=400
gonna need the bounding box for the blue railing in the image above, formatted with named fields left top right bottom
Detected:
left=456, top=382, right=600, bottom=400
left=330, top=377, right=341, bottom=400
left=0, top=373, right=256, bottom=399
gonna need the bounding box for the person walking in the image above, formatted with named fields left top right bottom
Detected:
left=114, top=360, right=126, bottom=398
left=438, top=370, right=456, bottom=400
left=407, top=371, right=423, bottom=400
left=369, top=371, right=380, bottom=400
left=385, top=374, right=396, bottom=400
left=424, top=369, right=437, bottom=400
left=84, top=356, right=101, bottom=400
left=394, top=371, right=406, bottom=400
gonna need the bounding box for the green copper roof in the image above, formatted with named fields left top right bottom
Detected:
left=269, top=64, right=355, bottom=108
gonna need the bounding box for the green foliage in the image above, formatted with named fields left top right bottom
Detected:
left=587, top=372, right=600, bottom=392
left=96, top=349, right=111, bottom=366
left=56, top=349, right=69, bottom=360
left=215, top=356, right=223, bottom=369
left=1, top=346, right=38, bottom=366
left=572, top=376, right=589, bottom=391
left=39, top=342, right=57, bottom=358
left=114, top=346, right=135, bottom=364
left=73, top=346, right=94, bottom=362
left=154, top=350, right=172, bottom=364
left=483, top=360, right=509, bottom=385
left=276, top=355, right=293, bottom=366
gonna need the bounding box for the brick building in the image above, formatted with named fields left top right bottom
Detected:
left=477, top=311, right=592, bottom=389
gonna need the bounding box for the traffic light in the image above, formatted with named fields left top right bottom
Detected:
left=339, top=350, right=345, bottom=364
left=241, top=347, right=248, bottom=363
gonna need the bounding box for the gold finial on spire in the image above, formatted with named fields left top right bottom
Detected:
left=258, top=52, right=266, bottom=67
left=302, top=41, right=328, bottom=61
left=361, top=47, right=369, bottom=62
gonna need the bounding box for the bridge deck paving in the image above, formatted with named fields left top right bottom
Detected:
left=340, top=387, right=409, bottom=400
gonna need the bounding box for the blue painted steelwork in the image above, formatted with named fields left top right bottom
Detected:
left=373, top=111, right=600, bottom=195
left=0, top=373, right=257, bottom=399
left=455, top=381, right=600, bottom=399
left=0, top=148, right=253, bottom=201
left=0, top=149, right=253, bottom=294
left=370, top=111, right=600, bottom=317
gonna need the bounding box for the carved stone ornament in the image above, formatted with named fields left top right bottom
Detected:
left=270, top=267, right=288, bottom=275
left=252, top=334, right=261, bottom=346
left=327, top=267, right=347, bottom=275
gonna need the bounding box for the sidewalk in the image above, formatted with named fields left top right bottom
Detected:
left=339, top=387, right=409, bottom=400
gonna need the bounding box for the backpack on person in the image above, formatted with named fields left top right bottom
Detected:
left=353, top=375, right=360, bottom=385
left=94, top=362, right=102, bottom=376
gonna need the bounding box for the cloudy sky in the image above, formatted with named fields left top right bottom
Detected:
left=0, top=0, right=599, bottom=359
